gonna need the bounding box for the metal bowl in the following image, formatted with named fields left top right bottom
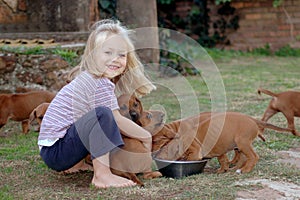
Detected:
left=154, top=158, right=209, bottom=178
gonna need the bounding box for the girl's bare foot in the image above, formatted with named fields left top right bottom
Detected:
left=63, top=159, right=93, bottom=174
left=92, top=153, right=136, bottom=188
left=92, top=173, right=136, bottom=188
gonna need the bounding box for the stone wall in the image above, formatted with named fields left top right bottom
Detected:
left=0, top=53, right=74, bottom=93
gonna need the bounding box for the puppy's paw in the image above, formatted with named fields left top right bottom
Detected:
left=235, top=169, right=242, bottom=174
left=217, top=168, right=227, bottom=173
left=143, top=171, right=162, bottom=179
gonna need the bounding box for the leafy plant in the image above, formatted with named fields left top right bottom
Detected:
left=250, top=44, right=272, bottom=56
left=98, top=0, right=117, bottom=19
left=158, top=0, right=173, bottom=4
left=205, top=47, right=246, bottom=60
left=159, top=38, right=202, bottom=76
left=0, top=46, right=46, bottom=55
left=157, top=0, right=239, bottom=48
left=215, top=0, right=232, bottom=5
left=51, top=48, right=78, bottom=65
left=215, top=0, right=284, bottom=7
left=212, top=2, right=239, bottom=47
left=275, top=45, right=300, bottom=57
left=205, top=45, right=300, bottom=59
left=273, top=0, right=284, bottom=7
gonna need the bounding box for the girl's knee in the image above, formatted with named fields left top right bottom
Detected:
left=95, top=106, right=114, bottom=118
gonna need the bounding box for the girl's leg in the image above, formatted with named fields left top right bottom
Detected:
left=74, top=106, right=124, bottom=159
left=41, top=106, right=135, bottom=187
left=40, top=124, right=91, bottom=172
left=74, top=106, right=136, bottom=188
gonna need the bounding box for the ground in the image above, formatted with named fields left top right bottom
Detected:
left=235, top=148, right=300, bottom=200
left=1, top=121, right=299, bottom=200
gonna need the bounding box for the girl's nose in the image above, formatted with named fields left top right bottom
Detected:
left=111, top=54, right=121, bottom=62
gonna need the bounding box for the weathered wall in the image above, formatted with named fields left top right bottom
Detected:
left=117, top=0, right=159, bottom=64
left=0, top=0, right=159, bottom=63
left=210, top=0, right=300, bottom=50
left=0, top=53, right=73, bottom=93
left=0, top=0, right=99, bottom=33
left=162, top=0, right=300, bottom=51
left=2, top=0, right=300, bottom=51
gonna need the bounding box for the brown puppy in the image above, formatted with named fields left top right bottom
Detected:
left=110, top=94, right=163, bottom=186
left=117, top=94, right=143, bottom=122
left=29, top=103, right=50, bottom=130
left=258, top=88, right=300, bottom=136
left=0, top=91, right=55, bottom=134
left=139, top=111, right=291, bottom=174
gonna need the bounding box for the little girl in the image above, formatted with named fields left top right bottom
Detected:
left=38, top=19, right=156, bottom=188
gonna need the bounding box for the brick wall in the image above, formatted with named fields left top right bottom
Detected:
left=225, top=0, right=300, bottom=50
left=162, top=0, right=300, bottom=51
left=173, top=0, right=300, bottom=51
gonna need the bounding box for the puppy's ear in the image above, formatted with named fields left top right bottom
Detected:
left=119, top=104, right=131, bottom=119
left=157, top=137, right=185, bottom=160
left=151, top=126, right=175, bottom=138
left=29, top=110, right=37, bottom=124
left=162, top=127, right=177, bottom=139
left=134, top=96, right=143, bottom=111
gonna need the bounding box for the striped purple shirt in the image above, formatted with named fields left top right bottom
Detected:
left=38, top=71, right=119, bottom=145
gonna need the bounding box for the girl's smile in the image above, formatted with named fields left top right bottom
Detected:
left=94, top=35, right=128, bottom=79
left=107, top=64, right=122, bottom=70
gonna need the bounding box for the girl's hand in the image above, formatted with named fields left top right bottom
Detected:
left=113, top=110, right=153, bottom=151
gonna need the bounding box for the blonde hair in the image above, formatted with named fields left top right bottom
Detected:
left=67, top=19, right=156, bottom=97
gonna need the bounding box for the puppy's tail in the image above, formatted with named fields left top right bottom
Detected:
left=257, top=88, right=278, bottom=97
left=253, top=119, right=292, bottom=136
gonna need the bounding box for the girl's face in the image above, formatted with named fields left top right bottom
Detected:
left=94, top=35, right=128, bottom=79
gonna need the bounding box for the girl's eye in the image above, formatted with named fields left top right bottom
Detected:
left=105, top=51, right=112, bottom=55
left=119, top=54, right=126, bottom=57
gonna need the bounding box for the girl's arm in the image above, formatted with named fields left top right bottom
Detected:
left=112, top=110, right=152, bottom=151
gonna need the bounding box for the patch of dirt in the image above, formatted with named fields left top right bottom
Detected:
left=0, top=121, right=23, bottom=137
left=0, top=120, right=39, bottom=137
left=235, top=179, right=300, bottom=200
left=277, top=147, right=300, bottom=168
left=235, top=148, right=300, bottom=200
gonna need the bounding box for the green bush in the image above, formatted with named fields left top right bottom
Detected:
left=275, top=45, right=300, bottom=57
left=51, top=48, right=78, bottom=66
left=250, top=44, right=272, bottom=56
left=206, top=44, right=300, bottom=59
left=0, top=45, right=46, bottom=55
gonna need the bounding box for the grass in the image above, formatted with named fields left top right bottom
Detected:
left=1, top=51, right=300, bottom=199
left=0, top=45, right=80, bottom=66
